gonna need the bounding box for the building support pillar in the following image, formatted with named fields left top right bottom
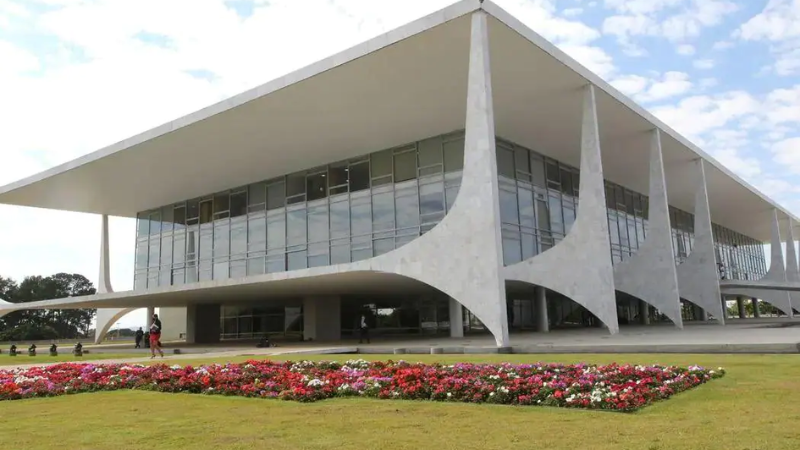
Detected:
left=504, top=84, right=618, bottom=334
left=94, top=215, right=138, bottom=344
left=614, top=129, right=682, bottom=327
left=449, top=298, right=464, bottom=338
left=639, top=300, right=651, bottom=325
left=186, top=304, right=221, bottom=344
left=785, top=219, right=800, bottom=313
left=302, top=297, right=341, bottom=342
left=736, top=296, right=746, bottom=319
left=752, top=298, right=761, bottom=318
left=534, top=286, right=549, bottom=333
left=676, top=160, right=725, bottom=323
left=721, top=210, right=793, bottom=317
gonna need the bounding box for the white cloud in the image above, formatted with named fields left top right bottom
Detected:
left=737, top=0, right=800, bottom=75
left=563, top=7, right=583, bottom=17
left=610, top=71, right=693, bottom=102
left=699, top=77, right=718, bottom=89
left=712, top=40, right=734, bottom=50
left=771, top=137, right=800, bottom=174
left=693, top=59, right=715, bottom=69
left=0, top=41, right=40, bottom=76
left=676, top=44, right=696, bottom=55
left=610, top=74, right=649, bottom=96
left=651, top=91, right=760, bottom=139
left=602, top=0, right=738, bottom=44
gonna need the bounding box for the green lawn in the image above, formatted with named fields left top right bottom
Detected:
left=0, top=353, right=141, bottom=366
left=1, top=353, right=799, bottom=450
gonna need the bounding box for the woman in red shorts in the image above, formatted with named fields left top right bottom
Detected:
left=149, top=313, right=164, bottom=358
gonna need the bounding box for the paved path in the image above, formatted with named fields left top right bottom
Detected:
left=4, top=319, right=800, bottom=370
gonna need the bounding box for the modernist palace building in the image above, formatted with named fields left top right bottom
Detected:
left=2, top=0, right=799, bottom=347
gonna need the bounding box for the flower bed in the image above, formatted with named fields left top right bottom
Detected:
left=0, top=360, right=724, bottom=411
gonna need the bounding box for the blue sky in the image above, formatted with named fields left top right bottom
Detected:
left=0, top=0, right=798, bottom=328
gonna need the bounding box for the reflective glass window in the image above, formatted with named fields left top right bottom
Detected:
left=306, top=172, right=327, bottom=201
left=443, top=139, right=464, bottom=173
left=394, top=151, right=416, bottom=182
left=267, top=182, right=286, bottom=210
left=395, top=186, right=419, bottom=230
left=497, top=144, right=515, bottom=178
left=349, top=161, right=370, bottom=192
left=230, top=191, right=247, bottom=217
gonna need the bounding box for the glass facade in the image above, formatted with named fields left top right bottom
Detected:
left=135, top=132, right=767, bottom=291
left=495, top=137, right=767, bottom=280
left=134, top=131, right=465, bottom=289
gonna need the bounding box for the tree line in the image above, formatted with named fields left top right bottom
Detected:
left=0, top=273, right=97, bottom=341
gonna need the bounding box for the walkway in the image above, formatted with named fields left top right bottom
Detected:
left=4, top=319, right=800, bottom=371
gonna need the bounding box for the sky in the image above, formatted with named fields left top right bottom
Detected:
left=0, top=0, right=798, bottom=328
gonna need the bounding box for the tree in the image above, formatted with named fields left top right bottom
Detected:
left=0, top=273, right=97, bottom=340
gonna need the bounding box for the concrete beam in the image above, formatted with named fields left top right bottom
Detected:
left=504, top=84, right=618, bottom=334
left=614, top=129, right=683, bottom=328
left=676, top=159, right=725, bottom=323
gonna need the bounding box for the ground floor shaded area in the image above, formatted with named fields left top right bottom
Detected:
left=208, top=287, right=720, bottom=342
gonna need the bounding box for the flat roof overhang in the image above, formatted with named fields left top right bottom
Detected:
left=0, top=270, right=440, bottom=310
left=0, top=0, right=793, bottom=242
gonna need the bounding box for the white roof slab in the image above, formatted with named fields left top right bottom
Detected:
left=0, top=0, right=793, bottom=242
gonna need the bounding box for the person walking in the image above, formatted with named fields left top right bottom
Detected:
left=149, top=313, right=164, bottom=358
left=134, top=327, right=144, bottom=349
left=358, top=312, right=370, bottom=344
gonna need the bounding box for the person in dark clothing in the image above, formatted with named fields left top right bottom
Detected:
left=358, top=313, right=370, bottom=344
left=152, top=313, right=163, bottom=348
left=134, top=327, right=144, bottom=349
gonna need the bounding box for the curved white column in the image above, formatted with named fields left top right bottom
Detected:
left=722, top=210, right=793, bottom=317
left=503, top=84, right=619, bottom=334
left=613, top=129, right=683, bottom=328
left=676, top=159, right=725, bottom=323
left=98, top=214, right=113, bottom=294
left=93, top=213, right=123, bottom=343
left=94, top=307, right=137, bottom=344
left=349, top=10, right=510, bottom=347
left=785, top=219, right=800, bottom=313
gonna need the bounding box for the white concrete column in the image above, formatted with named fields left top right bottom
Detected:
left=736, top=296, right=746, bottom=319
left=785, top=219, right=800, bottom=313
left=158, top=307, right=187, bottom=341
left=752, top=297, right=761, bottom=318
left=93, top=214, right=138, bottom=344
left=676, top=159, right=725, bottom=323
left=639, top=300, right=650, bottom=325
left=303, top=297, right=341, bottom=341
left=722, top=209, right=793, bottom=317
left=98, top=214, right=113, bottom=294
left=185, top=304, right=221, bottom=344
left=534, top=286, right=549, bottom=333
left=94, top=307, right=137, bottom=344
left=504, top=84, right=618, bottom=334
left=614, top=129, right=682, bottom=328
left=448, top=297, right=464, bottom=338
left=146, top=306, right=155, bottom=326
